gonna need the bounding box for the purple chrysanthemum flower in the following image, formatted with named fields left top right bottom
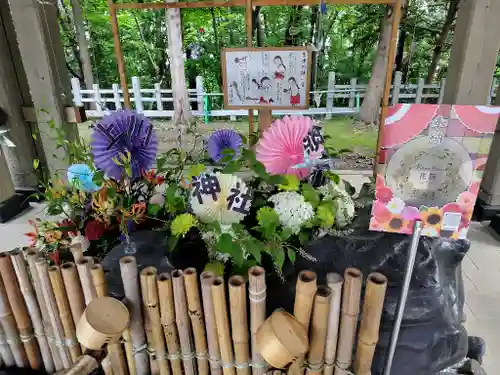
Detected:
left=91, top=110, right=157, bottom=180
left=207, top=129, right=243, bottom=163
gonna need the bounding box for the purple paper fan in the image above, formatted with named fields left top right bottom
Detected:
left=90, top=110, right=158, bottom=179
left=207, top=129, right=243, bottom=163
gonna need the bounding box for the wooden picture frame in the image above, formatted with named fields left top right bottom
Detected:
left=221, top=47, right=312, bottom=110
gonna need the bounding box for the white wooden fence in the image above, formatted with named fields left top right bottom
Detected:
left=71, top=71, right=498, bottom=120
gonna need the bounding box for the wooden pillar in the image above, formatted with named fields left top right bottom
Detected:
left=0, top=1, right=38, bottom=188
left=8, top=0, right=78, bottom=177
left=442, top=0, right=500, bottom=105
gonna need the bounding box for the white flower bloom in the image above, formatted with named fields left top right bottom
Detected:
left=149, top=193, right=165, bottom=206
left=386, top=197, right=405, bottom=214
left=269, top=192, right=314, bottom=233
left=335, top=195, right=355, bottom=229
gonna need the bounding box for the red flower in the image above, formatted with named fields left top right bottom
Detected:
left=199, top=28, right=205, bottom=34
left=47, top=251, right=61, bottom=266
left=57, top=219, right=78, bottom=236
left=85, top=220, right=105, bottom=241
left=142, top=169, right=165, bottom=185
left=376, top=186, right=393, bottom=204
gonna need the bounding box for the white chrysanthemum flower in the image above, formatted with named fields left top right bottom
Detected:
left=269, top=191, right=314, bottom=233
left=318, top=182, right=355, bottom=229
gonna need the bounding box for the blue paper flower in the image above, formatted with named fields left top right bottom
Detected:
left=207, top=129, right=243, bottom=163
left=90, top=110, right=157, bottom=180
left=67, top=164, right=99, bottom=192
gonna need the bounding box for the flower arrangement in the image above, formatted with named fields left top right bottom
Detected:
left=28, top=112, right=359, bottom=274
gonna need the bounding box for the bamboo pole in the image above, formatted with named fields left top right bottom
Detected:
left=353, top=273, right=387, bottom=375
left=172, top=270, right=196, bottom=375
left=91, top=263, right=128, bottom=375
left=334, top=268, right=362, bottom=375
left=0, top=275, right=27, bottom=367
left=35, top=257, right=72, bottom=369
left=306, top=287, right=331, bottom=375
left=323, top=273, right=343, bottom=375
left=0, top=323, right=15, bottom=367
left=123, top=327, right=136, bottom=375
left=60, top=263, right=86, bottom=331
left=229, top=276, right=250, bottom=375
left=200, top=272, right=222, bottom=375
left=48, top=266, right=81, bottom=362
left=248, top=266, right=266, bottom=375
left=120, top=256, right=149, bottom=375
left=211, top=277, right=235, bottom=375
left=158, top=273, right=183, bottom=375
left=184, top=268, right=209, bottom=375
left=76, top=257, right=97, bottom=305
left=26, top=250, right=63, bottom=370
left=11, top=250, right=53, bottom=372
left=140, top=267, right=170, bottom=375
left=102, top=356, right=114, bottom=375
left=144, top=306, right=159, bottom=375
left=0, top=253, right=41, bottom=369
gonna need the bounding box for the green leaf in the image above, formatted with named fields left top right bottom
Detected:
left=278, top=174, right=300, bottom=191
left=167, top=235, right=180, bottom=252
left=325, top=171, right=341, bottom=185
left=222, top=160, right=241, bottom=174
left=257, top=207, right=279, bottom=239
left=204, top=261, right=225, bottom=277
left=156, top=157, right=166, bottom=171
left=342, top=180, right=356, bottom=196
left=272, top=248, right=285, bottom=270
left=147, top=204, right=162, bottom=216
left=316, top=203, right=335, bottom=228
left=186, top=164, right=205, bottom=178
left=92, top=170, right=105, bottom=186
left=245, top=238, right=262, bottom=263
left=269, top=175, right=288, bottom=186
left=216, top=233, right=244, bottom=267
left=33, top=159, right=40, bottom=170
left=280, top=227, right=293, bottom=241
left=287, top=248, right=296, bottom=264
left=107, top=188, right=116, bottom=200
left=301, top=183, right=320, bottom=208
left=252, top=161, right=269, bottom=179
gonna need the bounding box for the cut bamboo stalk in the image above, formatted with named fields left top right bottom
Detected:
left=144, top=299, right=160, bottom=375
left=91, top=263, right=129, bottom=375
left=102, top=356, right=114, bottom=375
left=306, top=286, right=331, bottom=375
left=184, top=267, right=209, bottom=375
left=0, top=275, right=27, bottom=367
left=26, top=250, right=62, bottom=370
left=334, top=268, right=362, bottom=375
left=60, top=262, right=86, bottom=330
left=11, top=250, right=53, bottom=372
left=211, top=277, right=235, bottom=375
left=0, top=323, right=15, bottom=366
left=141, top=267, right=170, bottom=375
left=48, top=265, right=81, bottom=363
left=55, top=354, right=99, bottom=375
left=35, top=257, right=72, bottom=369
left=76, top=257, right=97, bottom=305
left=353, top=273, right=387, bottom=375
left=248, top=266, right=266, bottom=375
left=200, top=271, right=221, bottom=375
left=120, top=256, right=149, bottom=375
left=172, top=270, right=196, bottom=375
left=323, top=273, right=343, bottom=375
left=123, top=327, right=137, bottom=375
left=293, top=270, right=317, bottom=375
left=90, top=264, right=108, bottom=298
left=0, top=253, right=41, bottom=369
left=158, top=273, right=183, bottom=375
left=229, top=276, right=250, bottom=375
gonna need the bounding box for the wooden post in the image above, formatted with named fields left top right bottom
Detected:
left=112, top=83, right=122, bottom=110
left=71, top=78, right=83, bottom=107
left=9, top=0, right=79, bottom=177
left=325, top=72, right=335, bottom=120
left=108, top=0, right=131, bottom=108
left=391, top=71, right=402, bottom=105
left=348, top=78, right=357, bottom=108
left=155, top=83, right=163, bottom=111
left=374, top=0, right=403, bottom=177
left=132, top=76, right=144, bottom=113
left=415, top=78, right=424, bottom=104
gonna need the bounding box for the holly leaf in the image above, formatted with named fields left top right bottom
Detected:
left=287, top=248, right=296, bottom=264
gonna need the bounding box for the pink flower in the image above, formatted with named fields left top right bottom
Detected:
left=376, top=186, right=393, bottom=204
left=442, top=203, right=462, bottom=214
left=376, top=175, right=386, bottom=190
left=372, top=201, right=392, bottom=223
left=456, top=191, right=476, bottom=213
left=401, top=206, right=420, bottom=221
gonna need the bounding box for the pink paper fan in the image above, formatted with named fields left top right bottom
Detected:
left=255, top=115, right=323, bottom=179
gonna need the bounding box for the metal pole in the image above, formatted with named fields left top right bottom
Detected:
left=382, top=220, right=423, bottom=375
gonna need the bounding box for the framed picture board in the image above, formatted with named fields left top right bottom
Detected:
left=370, top=104, right=500, bottom=239
left=221, top=47, right=312, bottom=110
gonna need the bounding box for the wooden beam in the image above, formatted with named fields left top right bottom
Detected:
left=113, top=0, right=393, bottom=10
left=108, top=0, right=131, bottom=108
left=245, top=0, right=255, bottom=139
left=22, top=107, right=87, bottom=124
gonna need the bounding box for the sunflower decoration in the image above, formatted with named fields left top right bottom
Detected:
left=421, top=206, right=443, bottom=230
left=384, top=215, right=404, bottom=232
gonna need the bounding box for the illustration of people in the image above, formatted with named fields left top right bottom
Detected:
left=273, top=56, right=286, bottom=80
left=283, top=77, right=300, bottom=106
left=234, top=56, right=248, bottom=69
left=230, top=81, right=243, bottom=101
left=245, top=96, right=274, bottom=104
left=251, top=77, right=272, bottom=91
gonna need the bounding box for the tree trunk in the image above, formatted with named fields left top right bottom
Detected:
left=165, top=4, right=192, bottom=125
left=426, top=0, right=460, bottom=83
left=394, top=3, right=407, bottom=74
left=253, top=7, right=265, bottom=47
left=359, top=6, right=394, bottom=124
left=69, top=0, right=94, bottom=90
left=284, top=6, right=303, bottom=46
left=210, top=8, right=220, bottom=54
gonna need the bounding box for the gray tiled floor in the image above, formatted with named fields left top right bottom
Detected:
left=1, top=201, right=498, bottom=374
